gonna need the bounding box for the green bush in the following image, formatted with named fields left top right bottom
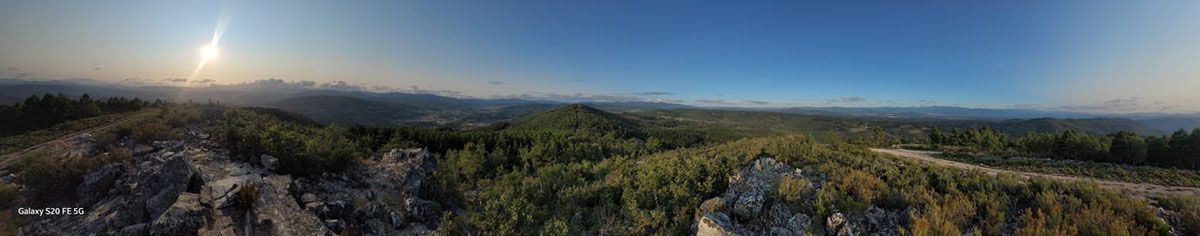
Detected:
left=0, top=183, right=18, bottom=209
left=1157, top=195, right=1200, bottom=235
left=776, top=174, right=811, bottom=203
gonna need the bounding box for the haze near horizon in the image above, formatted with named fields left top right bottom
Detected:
left=1, top=0, right=1197, bottom=113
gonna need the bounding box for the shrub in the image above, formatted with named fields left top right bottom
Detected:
left=776, top=174, right=811, bottom=203
left=0, top=183, right=18, bottom=209
left=15, top=152, right=91, bottom=205
left=130, top=121, right=169, bottom=144
left=1157, top=195, right=1200, bottom=235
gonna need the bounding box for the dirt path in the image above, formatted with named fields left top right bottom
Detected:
left=871, top=148, right=1200, bottom=199
left=0, top=116, right=137, bottom=172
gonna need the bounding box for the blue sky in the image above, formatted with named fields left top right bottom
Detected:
left=1, top=1, right=1197, bottom=112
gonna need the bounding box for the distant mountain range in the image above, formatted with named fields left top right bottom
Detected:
left=2, top=78, right=1197, bottom=133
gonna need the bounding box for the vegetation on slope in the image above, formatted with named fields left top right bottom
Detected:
left=0, top=93, right=155, bottom=136
left=508, top=104, right=641, bottom=136
left=930, top=127, right=1200, bottom=170
left=6, top=102, right=1197, bottom=235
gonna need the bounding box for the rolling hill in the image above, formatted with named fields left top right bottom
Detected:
left=268, top=95, right=418, bottom=125
left=508, top=104, right=641, bottom=135
left=990, top=117, right=1164, bottom=136
left=1139, top=117, right=1200, bottom=133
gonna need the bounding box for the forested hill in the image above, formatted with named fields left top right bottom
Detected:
left=991, top=117, right=1164, bottom=136
left=507, top=104, right=640, bottom=134
left=268, top=95, right=417, bottom=125
left=1139, top=117, right=1200, bottom=133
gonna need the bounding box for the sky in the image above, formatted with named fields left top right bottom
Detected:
left=1, top=0, right=1197, bottom=113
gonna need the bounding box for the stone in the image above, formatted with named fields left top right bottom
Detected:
left=301, top=193, right=319, bottom=204
left=826, top=212, right=853, bottom=236
left=150, top=193, right=208, bottom=236
left=77, top=164, right=122, bottom=204
left=134, top=144, right=155, bottom=155
left=119, top=223, right=149, bottom=236
left=691, top=157, right=826, bottom=236
left=697, top=212, right=742, bottom=236
left=785, top=213, right=812, bottom=234
left=260, top=154, right=278, bottom=171
left=697, top=197, right=726, bottom=219
left=732, top=192, right=764, bottom=219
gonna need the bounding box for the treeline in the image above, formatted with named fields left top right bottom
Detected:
left=0, top=93, right=160, bottom=135
left=930, top=127, right=1200, bottom=169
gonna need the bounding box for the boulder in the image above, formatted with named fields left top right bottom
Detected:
left=150, top=193, right=208, bottom=236
left=826, top=212, right=854, bottom=236
left=693, top=157, right=821, bottom=235
left=698, top=212, right=743, bottom=236
left=77, top=164, right=122, bottom=204
left=785, top=213, right=812, bottom=234
left=732, top=191, right=764, bottom=219
left=260, top=154, right=278, bottom=171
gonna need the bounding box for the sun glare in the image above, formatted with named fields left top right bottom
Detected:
left=200, top=45, right=219, bottom=61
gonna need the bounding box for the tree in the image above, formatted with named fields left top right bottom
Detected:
left=1107, top=131, right=1147, bottom=164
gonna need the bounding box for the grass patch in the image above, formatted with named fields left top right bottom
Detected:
left=0, top=110, right=154, bottom=154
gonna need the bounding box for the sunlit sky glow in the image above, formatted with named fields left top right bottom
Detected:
left=1, top=0, right=1197, bottom=112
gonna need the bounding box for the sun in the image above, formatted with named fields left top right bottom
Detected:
left=200, top=45, right=219, bottom=61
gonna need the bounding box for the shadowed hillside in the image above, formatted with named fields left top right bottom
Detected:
left=269, top=95, right=416, bottom=125
left=508, top=104, right=640, bottom=135
left=993, top=117, right=1163, bottom=136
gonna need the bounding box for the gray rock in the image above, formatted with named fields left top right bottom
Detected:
left=826, top=212, right=854, bottom=236
left=301, top=193, right=319, bottom=204
left=134, top=144, right=155, bottom=155
left=248, top=175, right=331, bottom=235
left=260, top=154, right=278, bottom=171
left=77, top=164, right=122, bottom=204
left=150, top=193, right=208, bottom=236
left=119, top=223, right=149, bottom=236
left=732, top=192, right=764, bottom=219
left=698, top=212, right=743, bottom=236
left=861, top=206, right=901, bottom=235
left=786, top=213, right=812, bottom=234
left=692, top=157, right=823, bottom=235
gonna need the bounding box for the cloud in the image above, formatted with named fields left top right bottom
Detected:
left=1159, top=104, right=1183, bottom=112
left=191, top=79, right=215, bottom=84
left=487, top=80, right=506, bottom=85
left=163, top=78, right=188, bottom=83
left=917, top=100, right=937, bottom=106
left=123, top=78, right=154, bottom=84
left=14, top=72, right=37, bottom=79
left=695, top=99, right=737, bottom=105
left=827, top=96, right=866, bottom=103
left=691, top=99, right=774, bottom=106
left=632, top=91, right=673, bottom=96
left=497, top=91, right=644, bottom=102
left=1058, top=97, right=1142, bottom=112
left=1010, top=103, right=1043, bottom=110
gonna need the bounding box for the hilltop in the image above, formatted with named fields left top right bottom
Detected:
left=508, top=104, right=640, bottom=135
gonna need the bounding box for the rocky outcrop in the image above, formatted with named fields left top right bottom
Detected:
left=694, top=158, right=820, bottom=235
left=693, top=157, right=908, bottom=236
left=21, top=128, right=333, bottom=236
left=291, top=148, right=440, bottom=235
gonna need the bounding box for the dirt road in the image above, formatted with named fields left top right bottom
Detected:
left=0, top=115, right=138, bottom=173
left=871, top=148, right=1200, bottom=198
